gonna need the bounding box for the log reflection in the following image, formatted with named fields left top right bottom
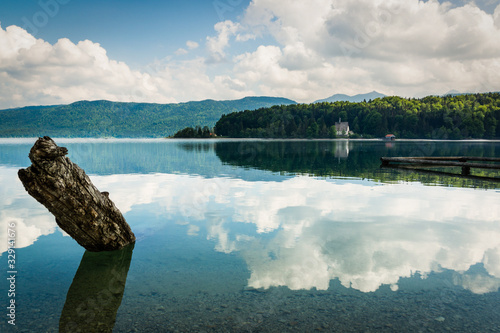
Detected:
left=59, top=243, right=134, bottom=332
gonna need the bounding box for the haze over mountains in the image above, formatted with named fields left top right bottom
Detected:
left=314, top=91, right=387, bottom=103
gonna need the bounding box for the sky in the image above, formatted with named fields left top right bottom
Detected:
left=0, top=0, right=500, bottom=108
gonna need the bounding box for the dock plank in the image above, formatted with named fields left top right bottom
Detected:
left=380, top=157, right=500, bottom=170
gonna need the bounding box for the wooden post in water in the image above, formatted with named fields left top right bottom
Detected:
left=18, top=136, right=135, bottom=252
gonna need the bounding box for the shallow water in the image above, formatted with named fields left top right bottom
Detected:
left=1, top=139, right=499, bottom=332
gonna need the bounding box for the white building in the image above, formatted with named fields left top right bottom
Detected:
left=334, top=118, right=350, bottom=136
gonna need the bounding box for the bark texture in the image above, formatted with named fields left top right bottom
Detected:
left=18, top=136, right=135, bottom=251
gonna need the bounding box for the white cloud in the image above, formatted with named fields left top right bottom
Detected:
left=175, top=48, right=188, bottom=56
left=235, top=33, right=256, bottom=42
left=1, top=0, right=500, bottom=108
left=0, top=24, right=251, bottom=108
left=206, top=20, right=240, bottom=63
left=234, top=45, right=315, bottom=100
left=146, top=57, right=254, bottom=101
left=494, top=3, right=500, bottom=27
left=214, top=75, right=248, bottom=92
left=232, top=0, right=500, bottom=100
left=186, top=40, right=199, bottom=50
left=0, top=24, right=37, bottom=59
left=0, top=24, right=178, bottom=108
left=175, top=41, right=199, bottom=56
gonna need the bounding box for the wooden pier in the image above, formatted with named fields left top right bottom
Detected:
left=380, top=156, right=500, bottom=176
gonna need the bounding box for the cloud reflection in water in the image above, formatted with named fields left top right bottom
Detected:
left=98, top=173, right=500, bottom=294
left=1, top=167, right=499, bottom=294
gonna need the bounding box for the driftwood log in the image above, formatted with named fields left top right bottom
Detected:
left=18, top=136, right=135, bottom=251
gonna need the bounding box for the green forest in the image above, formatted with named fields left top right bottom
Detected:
left=173, top=126, right=214, bottom=138
left=214, top=93, right=500, bottom=139
left=0, top=97, right=296, bottom=138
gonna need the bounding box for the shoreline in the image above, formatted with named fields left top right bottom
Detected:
left=1, top=137, right=500, bottom=144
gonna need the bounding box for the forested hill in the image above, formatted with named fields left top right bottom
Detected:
left=314, top=91, right=386, bottom=103
left=214, top=93, right=500, bottom=139
left=0, top=96, right=296, bottom=138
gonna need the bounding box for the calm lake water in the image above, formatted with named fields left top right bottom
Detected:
left=1, top=138, right=500, bottom=332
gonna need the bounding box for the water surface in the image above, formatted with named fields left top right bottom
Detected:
left=1, top=139, right=499, bottom=332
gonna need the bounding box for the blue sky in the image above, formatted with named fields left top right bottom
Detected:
left=0, top=0, right=500, bottom=108
left=0, top=0, right=249, bottom=67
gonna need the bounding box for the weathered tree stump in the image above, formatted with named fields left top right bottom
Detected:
left=18, top=136, right=135, bottom=251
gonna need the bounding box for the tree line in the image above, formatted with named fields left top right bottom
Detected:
left=172, top=126, right=214, bottom=138
left=213, top=93, right=500, bottom=139
left=0, top=97, right=296, bottom=138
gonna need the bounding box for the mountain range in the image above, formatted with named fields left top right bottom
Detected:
left=0, top=97, right=296, bottom=138
left=314, top=91, right=386, bottom=103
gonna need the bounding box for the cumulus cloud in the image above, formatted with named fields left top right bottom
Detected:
left=0, top=24, right=178, bottom=108
left=234, top=0, right=500, bottom=99
left=1, top=0, right=500, bottom=108
left=0, top=24, right=250, bottom=109
left=494, top=3, right=500, bottom=27
left=206, top=20, right=240, bottom=63
left=145, top=57, right=254, bottom=101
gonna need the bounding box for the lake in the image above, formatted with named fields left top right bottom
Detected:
left=1, top=138, right=500, bottom=332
